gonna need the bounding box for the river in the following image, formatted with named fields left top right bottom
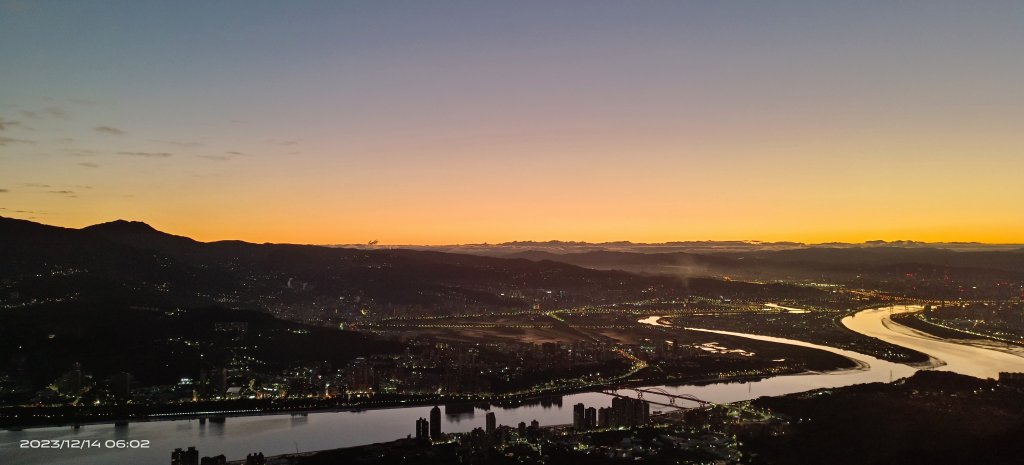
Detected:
left=841, top=304, right=1024, bottom=379
left=4, top=305, right=1022, bottom=464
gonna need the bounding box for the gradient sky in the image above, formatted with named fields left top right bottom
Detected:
left=1, top=1, right=1022, bottom=244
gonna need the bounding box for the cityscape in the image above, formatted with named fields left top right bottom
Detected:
left=3, top=2, right=1024, bottom=465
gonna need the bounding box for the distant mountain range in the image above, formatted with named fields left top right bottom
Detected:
left=352, top=238, right=1023, bottom=254
left=2, top=217, right=1021, bottom=314
left=379, top=239, right=1024, bottom=282
left=487, top=247, right=1024, bottom=281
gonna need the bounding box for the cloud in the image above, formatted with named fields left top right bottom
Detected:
left=0, top=136, right=34, bottom=145
left=78, top=162, right=100, bottom=168
left=47, top=190, right=74, bottom=195
left=199, top=151, right=247, bottom=161
left=61, top=148, right=99, bottom=157
left=0, top=189, right=8, bottom=193
left=23, top=183, right=51, bottom=188
left=95, top=126, right=126, bottom=135
left=0, top=118, right=20, bottom=130
left=118, top=151, right=173, bottom=158
left=154, top=139, right=204, bottom=147
left=20, top=107, right=70, bottom=120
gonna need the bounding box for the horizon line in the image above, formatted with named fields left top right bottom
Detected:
left=4, top=215, right=1023, bottom=249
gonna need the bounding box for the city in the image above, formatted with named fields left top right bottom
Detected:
left=2, top=218, right=1024, bottom=464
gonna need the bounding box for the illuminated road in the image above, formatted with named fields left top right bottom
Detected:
left=842, top=305, right=1024, bottom=379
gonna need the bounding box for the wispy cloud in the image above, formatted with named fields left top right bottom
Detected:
left=78, top=162, right=100, bottom=168
left=21, top=107, right=69, bottom=120
left=0, top=118, right=20, bottom=130
left=23, top=183, right=51, bottom=188
left=61, top=148, right=99, bottom=157
left=154, top=139, right=204, bottom=147
left=118, top=151, right=173, bottom=158
left=95, top=126, right=126, bottom=135
left=199, top=151, right=246, bottom=161
left=0, top=189, right=9, bottom=193
left=0, top=136, right=34, bottom=145
left=47, top=190, right=74, bottom=195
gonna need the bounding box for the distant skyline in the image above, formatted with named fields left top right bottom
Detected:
left=2, top=1, right=1023, bottom=245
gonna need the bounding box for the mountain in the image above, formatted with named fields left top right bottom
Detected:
left=425, top=240, right=1024, bottom=300
left=0, top=217, right=689, bottom=316
left=83, top=219, right=201, bottom=253
left=716, top=246, right=1024, bottom=275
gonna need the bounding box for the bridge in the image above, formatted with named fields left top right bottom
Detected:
left=601, top=386, right=713, bottom=409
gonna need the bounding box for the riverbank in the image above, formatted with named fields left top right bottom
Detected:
left=662, top=308, right=933, bottom=364
left=230, top=371, right=1024, bottom=465
left=0, top=308, right=922, bottom=465
left=842, top=305, right=1024, bottom=379
left=0, top=362, right=818, bottom=431
left=891, top=312, right=1024, bottom=358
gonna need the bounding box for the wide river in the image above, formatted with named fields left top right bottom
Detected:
left=841, top=304, right=1024, bottom=379
left=4, top=305, right=1024, bottom=464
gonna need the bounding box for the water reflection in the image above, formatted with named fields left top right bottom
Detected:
left=842, top=305, right=1024, bottom=379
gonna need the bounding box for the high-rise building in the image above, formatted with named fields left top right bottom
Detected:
left=113, top=372, right=132, bottom=399
left=200, top=455, right=226, bottom=465
left=611, top=397, right=629, bottom=427
left=485, top=412, right=496, bottom=436
left=585, top=407, right=597, bottom=429
left=172, top=446, right=199, bottom=465
left=415, top=417, right=430, bottom=441
left=215, top=367, right=228, bottom=395
left=609, top=397, right=651, bottom=427
left=573, top=403, right=585, bottom=429
left=429, top=406, right=442, bottom=439
left=517, top=421, right=527, bottom=437
left=597, top=407, right=609, bottom=428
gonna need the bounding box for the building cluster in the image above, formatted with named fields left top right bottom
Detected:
left=171, top=447, right=267, bottom=465
left=414, top=405, right=444, bottom=442
left=574, top=397, right=650, bottom=430
left=928, top=302, right=1024, bottom=332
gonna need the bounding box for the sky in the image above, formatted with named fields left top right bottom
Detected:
left=1, top=1, right=1023, bottom=245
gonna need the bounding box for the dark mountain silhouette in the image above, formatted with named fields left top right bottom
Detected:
left=0, top=217, right=687, bottom=313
